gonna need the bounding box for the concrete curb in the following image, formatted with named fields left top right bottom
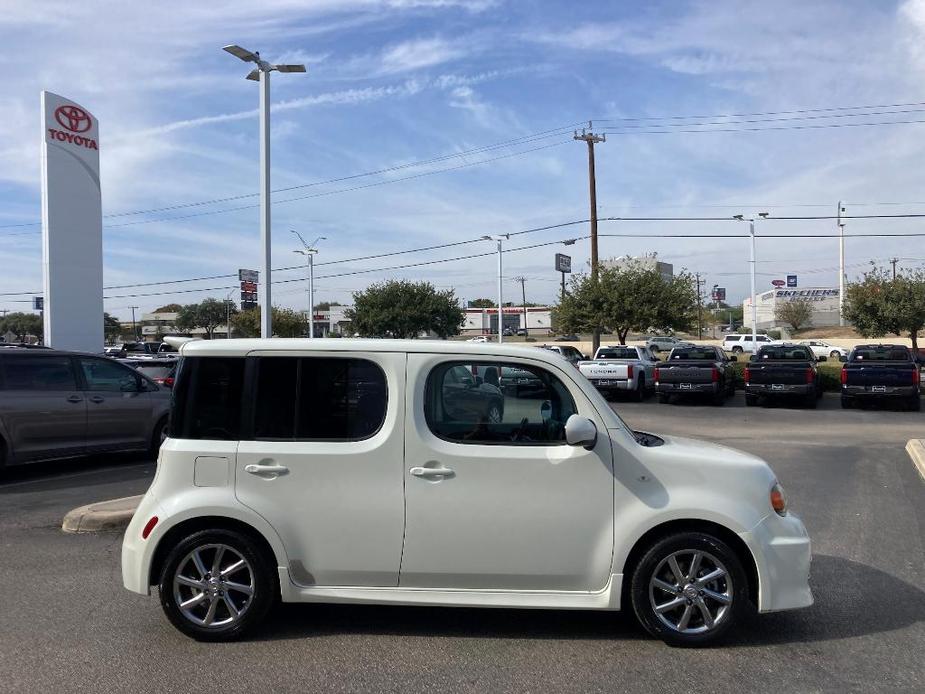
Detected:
left=905, top=439, right=925, bottom=483
left=62, top=495, right=142, bottom=534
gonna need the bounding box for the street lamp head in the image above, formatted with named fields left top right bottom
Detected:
left=757, top=212, right=769, bottom=218
left=223, top=44, right=259, bottom=62
left=563, top=238, right=577, bottom=246
left=276, top=64, right=307, bottom=73
left=245, top=68, right=260, bottom=81
left=732, top=214, right=744, bottom=220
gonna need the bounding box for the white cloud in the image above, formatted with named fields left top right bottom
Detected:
left=379, top=37, right=469, bottom=74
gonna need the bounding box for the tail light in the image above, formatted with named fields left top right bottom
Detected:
left=626, top=365, right=634, bottom=379
left=913, top=368, right=920, bottom=386
left=840, top=368, right=848, bottom=385
left=711, top=367, right=719, bottom=382
left=163, top=376, right=174, bottom=388
left=744, top=367, right=751, bottom=384
left=805, top=368, right=814, bottom=384
left=654, top=367, right=660, bottom=384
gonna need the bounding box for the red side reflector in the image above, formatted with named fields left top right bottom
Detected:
left=141, top=516, right=159, bottom=540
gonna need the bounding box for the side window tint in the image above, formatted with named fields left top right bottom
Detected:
left=252, top=357, right=387, bottom=441
left=171, top=357, right=245, bottom=440
left=1, top=356, right=76, bottom=390
left=80, top=358, right=138, bottom=392
left=425, top=361, right=577, bottom=445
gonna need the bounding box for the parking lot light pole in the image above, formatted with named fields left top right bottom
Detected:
left=838, top=201, right=846, bottom=327
left=482, top=234, right=509, bottom=343
left=223, top=45, right=306, bottom=338
left=735, top=213, right=767, bottom=346
left=291, top=231, right=325, bottom=339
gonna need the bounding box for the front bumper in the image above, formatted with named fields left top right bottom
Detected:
left=740, top=511, right=813, bottom=613
left=655, top=382, right=718, bottom=394
left=746, top=383, right=814, bottom=396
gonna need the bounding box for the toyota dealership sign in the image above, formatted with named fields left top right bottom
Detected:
left=41, top=91, right=103, bottom=351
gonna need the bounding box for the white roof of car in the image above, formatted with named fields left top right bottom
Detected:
left=181, top=338, right=568, bottom=366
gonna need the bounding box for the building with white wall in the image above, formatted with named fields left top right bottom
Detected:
left=743, top=287, right=841, bottom=330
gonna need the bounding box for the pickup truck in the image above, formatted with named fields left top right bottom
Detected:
left=744, top=344, right=823, bottom=408
left=654, top=345, right=736, bottom=405
left=840, top=344, right=921, bottom=411
left=577, top=345, right=657, bottom=400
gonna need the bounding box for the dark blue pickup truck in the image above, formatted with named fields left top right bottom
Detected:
left=744, top=344, right=823, bottom=408
left=841, top=344, right=921, bottom=411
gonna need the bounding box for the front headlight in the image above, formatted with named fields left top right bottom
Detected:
left=770, top=482, right=788, bottom=516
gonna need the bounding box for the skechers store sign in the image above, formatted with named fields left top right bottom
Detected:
left=761, top=289, right=839, bottom=302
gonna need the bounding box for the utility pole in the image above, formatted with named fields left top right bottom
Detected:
left=890, top=257, right=899, bottom=279
left=575, top=123, right=605, bottom=355
left=225, top=289, right=234, bottom=339
left=514, top=276, right=528, bottom=337
left=695, top=273, right=704, bottom=340
left=129, top=306, right=139, bottom=341
left=483, top=235, right=509, bottom=343
left=837, top=201, right=846, bottom=327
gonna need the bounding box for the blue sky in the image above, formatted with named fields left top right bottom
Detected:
left=3, top=0, right=925, bottom=320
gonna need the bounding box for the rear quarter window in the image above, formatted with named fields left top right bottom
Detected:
left=169, top=357, right=245, bottom=440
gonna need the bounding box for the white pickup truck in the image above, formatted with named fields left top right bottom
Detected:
left=577, top=345, right=658, bottom=400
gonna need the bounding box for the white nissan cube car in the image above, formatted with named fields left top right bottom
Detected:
left=122, top=339, right=812, bottom=646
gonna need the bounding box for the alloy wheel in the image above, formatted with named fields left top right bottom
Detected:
left=648, top=549, right=733, bottom=635
left=172, top=544, right=255, bottom=628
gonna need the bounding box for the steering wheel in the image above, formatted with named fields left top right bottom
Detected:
left=510, top=417, right=532, bottom=443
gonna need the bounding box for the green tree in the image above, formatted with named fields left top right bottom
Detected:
left=313, top=301, right=342, bottom=312
left=175, top=298, right=237, bottom=339
left=0, top=312, right=43, bottom=342
left=774, top=298, right=814, bottom=332
left=346, top=280, right=463, bottom=339
left=103, top=312, right=122, bottom=343
left=154, top=303, right=182, bottom=313
left=556, top=262, right=697, bottom=344
left=230, top=306, right=307, bottom=338
left=844, top=266, right=925, bottom=352
left=468, top=298, right=496, bottom=308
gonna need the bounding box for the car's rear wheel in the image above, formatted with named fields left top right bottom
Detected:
left=841, top=396, right=853, bottom=409
left=804, top=392, right=818, bottom=409
left=744, top=394, right=758, bottom=407
left=732, top=346, right=744, bottom=354
left=908, top=394, right=921, bottom=412
left=830, top=350, right=841, bottom=359
left=657, top=394, right=670, bottom=404
left=159, top=529, right=276, bottom=641
left=635, top=376, right=646, bottom=402
left=630, top=532, right=748, bottom=647
left=149, top=416, right=169, bottom=460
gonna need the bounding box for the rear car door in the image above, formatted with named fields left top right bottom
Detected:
left=0, top=353, right=86, bottom=463
left=401, top=354, right=614, bottom=591
left=235, top=351, right=406, bottom=587
left=77, top=356, right=152, bottom=452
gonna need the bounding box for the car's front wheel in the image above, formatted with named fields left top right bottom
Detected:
left=630, top=532, right=748, bottom=647
left=159, top=529, right=276, bottom=641
left=830, top=350, right=841, bottom=359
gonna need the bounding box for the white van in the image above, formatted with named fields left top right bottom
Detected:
left=122, top=339, right=812, bottom=646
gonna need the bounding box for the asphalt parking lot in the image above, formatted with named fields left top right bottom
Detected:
left=1, top=393, right=922, bottom=693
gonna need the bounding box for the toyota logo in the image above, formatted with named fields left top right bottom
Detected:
left=54, top=105, right=92, bottom=133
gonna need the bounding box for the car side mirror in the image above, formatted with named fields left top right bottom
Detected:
left=729, top=355, right=737, bottom=362
left=565, top=414, right=597, bottom=450
left=817, top=356, right=827, bottom=362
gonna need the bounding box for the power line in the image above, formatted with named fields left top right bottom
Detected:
left=596, top=99, right=925, bottom=122
left=601, top=117, right=925, bottom=136
left=597, top=106, right=925, bottom=130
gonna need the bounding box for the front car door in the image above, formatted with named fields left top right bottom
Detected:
left=77, top=356, right=152, bottom=452
left=0, top=353, right=86, bottom=463
left=401, top=354, right=614, bottom=591
left=235, top=351, right=406, bottom=587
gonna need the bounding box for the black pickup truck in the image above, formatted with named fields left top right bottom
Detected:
left=841, top=344, right=921, bottom=411
left=654, top=345, right=736, bottom=405
left=744, top=344, right=823, bottom=408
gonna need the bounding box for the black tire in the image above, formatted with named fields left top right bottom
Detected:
left=909, top=394, right=921, bottom=412
left=657, top=393, right=670, bottom=404
left=830, top=350, right=841, bottom=359
left=634, top=376, right=646, bottom=402
left=804, top=392, right=818, bottom=409
left=841, top=396, right=853, bottom=409
left=630, top=531, right=749, bottom=647
left=149, top=416, right=169, bottom=460
left=159, top=528, right=277, bottom=642
left=744, top=394, right=758, bottom=407
left=732, top=346, right=744, bottom=355
left=711, top=388, right=725, bottom=406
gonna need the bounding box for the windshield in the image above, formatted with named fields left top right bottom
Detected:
left=669, top=348, right=716, bottom=360
left=852, top=346, right=910, bottom=361
left=596, top=348, right=637, bottom=359
left=756, top=346, right=813, bottom=360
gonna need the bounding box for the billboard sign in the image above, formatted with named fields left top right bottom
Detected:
left=771, top=279, right=786, bottom=287
left=787, top=275, right=798, bottom=288
left=32, top=296, right=44, bottom=311
left=41, top=91, right=103, bottom=352
left=238, top=269, right=258, bottom=283
left=555, top=253, right=572, bottom=273
left=711, top=286, right=726, bottom=302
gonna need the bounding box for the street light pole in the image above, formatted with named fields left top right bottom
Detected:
left=223, top=45, right=306, bottom=338
left=292, top=231, right=325, bottom=339
left=482, top=234, right=509, bottom=343
left=838, top=201, right=845, bottom=326
left=735, top=213, right=767, bottom=346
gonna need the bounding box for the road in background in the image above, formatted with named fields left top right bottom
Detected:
left=0, top=395, right=922, bottom=693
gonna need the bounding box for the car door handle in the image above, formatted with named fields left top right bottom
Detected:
left=410, top=466, right=455, bottom=478
left=66, top=395, right=83, bottom=403
left=88, top=396, right=105, bottom=404
left=244, top=463, right=289, bottom=479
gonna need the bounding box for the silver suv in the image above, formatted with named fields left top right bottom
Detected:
left=0, top=348, right=171, bottom=467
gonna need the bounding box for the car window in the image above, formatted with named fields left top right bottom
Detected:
left=169, top=357, right=245, bottom=440
left=744, top=336, right=753, bottom=341
left=79, top=357, right=139, bottom=392
left=1, top=355, right=76, bottom=390
left=670, top=348, right=718, bottom=360
left=852, top=346, right=910, bottom=361
left=757, top=346, right=813, bottom=360
left=597, top=347, right=637, bottom=359
left=425, top=361, right=577, bottom=445
left=253, top=356, right=387, bottom=441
